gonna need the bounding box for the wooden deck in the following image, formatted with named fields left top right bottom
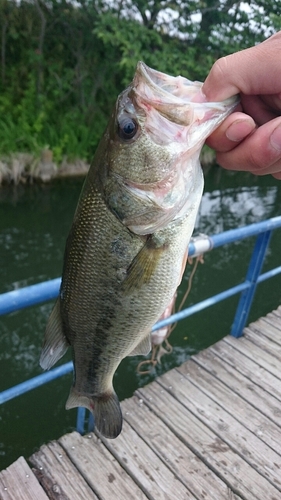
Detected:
left=1, top=307, right=281, bottom=500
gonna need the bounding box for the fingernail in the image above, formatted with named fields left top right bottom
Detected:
left=226, top=119, right=255, bottom=142
left=270, top=125, right=281, bottom=151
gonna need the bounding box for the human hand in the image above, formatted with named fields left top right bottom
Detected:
left=202, top=31, right=281, bottom=179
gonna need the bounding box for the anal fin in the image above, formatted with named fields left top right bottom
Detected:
left=129, top=334, right=151, bottom=356
left=40, top=298, right=69, bottom=370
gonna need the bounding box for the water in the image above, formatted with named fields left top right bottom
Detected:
left=0, top=168, right=281, bottom=469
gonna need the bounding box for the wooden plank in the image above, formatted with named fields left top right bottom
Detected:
left=59, top=431, right=148, bottom=500
left=160, top=366, right=281, bottom=491
left=251, top=316, right=281, bottom=339
left=257, top=313, right=281, bottom=331
left=263, top=313, right=281, bottom=336
left=200, top=340, right=281, bottom=428
left=121, top=395, right=238, bottom=500
left=244, top=326, right=281, bottom=361
left=224, top=334, right=281, bottom=381
left=137, top=379, right=280, bottom=500
left=246, top=320, right=281, bottom=351
left=178, top=353, right=281, bottom=458
left=96, top=419, right=195, bottom=500
left=29, top=440, right=98, bottom=500
left=269, top=307, right=281, bottom=321
left=0, top=456, right=48, bottom=500
left=209, top=339, right=281, bottom=403
left=265, top=311, right=281, bottom=327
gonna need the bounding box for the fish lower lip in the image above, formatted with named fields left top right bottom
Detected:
left=121, top=174, right=176, bottom=197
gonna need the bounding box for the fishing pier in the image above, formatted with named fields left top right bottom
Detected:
left=1, top=217, right=281, bottom=499
left=1, top=309, right=281, bottom=499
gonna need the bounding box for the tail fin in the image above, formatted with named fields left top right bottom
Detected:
left=66, top=387, right=123, bottom=439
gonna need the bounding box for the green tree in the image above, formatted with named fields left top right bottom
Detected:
left=0, top=0, right=279, bottom=164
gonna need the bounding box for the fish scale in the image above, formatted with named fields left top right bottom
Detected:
left=40, top=62, right=238, bottom=438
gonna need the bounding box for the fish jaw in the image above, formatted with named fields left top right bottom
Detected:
left=132, top=61, right=239, bottom=148
left=104, top=62, right=238, bottom=236
left=118, top=154, right=203, bottom=234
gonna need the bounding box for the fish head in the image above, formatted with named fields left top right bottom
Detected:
left=102, top=62, right=239, bottom=234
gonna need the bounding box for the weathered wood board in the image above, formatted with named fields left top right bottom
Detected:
left=0, top=456, right=49, bottom=500
left=29, top=440, right=99, bottom=500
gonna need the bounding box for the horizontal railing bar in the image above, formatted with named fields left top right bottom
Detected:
left=188, top=216, right=281, bottom=256
left=0, top=362, right=73, bottom=405
left=0, top=278, right=61, bottom=316
left=0, top=281, right=252, bottom=405
left=0, top=283, right=249, bottom=406
left=1, top=217, right=281, bottom=316
left=257, top=265, right=281, bottom=283
left=152, top=281, right=250, bottom=331
left=152, top=263, right=281, bottom=331
left=1, top=263, right=281, bottom=405
left=1, top=216, right=281, bottom=408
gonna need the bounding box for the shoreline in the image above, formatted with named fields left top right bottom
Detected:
left=0, top=147, right=216, bottom=185
left=0, top=151, right=90, bottom=185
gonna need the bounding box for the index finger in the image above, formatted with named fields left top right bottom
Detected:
left=202, top=33, right=281, bottom=102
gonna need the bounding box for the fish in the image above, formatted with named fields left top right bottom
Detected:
left=40, top=62, right=238, bottom=439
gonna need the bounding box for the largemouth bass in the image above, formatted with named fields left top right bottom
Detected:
left=40, top=62, right=238, bottom=438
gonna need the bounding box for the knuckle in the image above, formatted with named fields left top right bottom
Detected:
left=247, top=149, right=266, bottom=171
left=210, top=57, right=229, bottom=81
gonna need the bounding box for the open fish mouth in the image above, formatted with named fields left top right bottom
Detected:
left=130, top=62, right=239, bottom=150
left=132, top=61, right=239, bottom=131
left=134, top=62, right=203, bottom=107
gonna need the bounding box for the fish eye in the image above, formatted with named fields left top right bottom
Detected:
left=118, top=116, right=138, bottom=141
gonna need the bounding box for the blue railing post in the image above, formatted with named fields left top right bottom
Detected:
left=230, top=230, right=272, bottom=338
left=76, top=407, right=95, bottom=434
left=76, top=407, right=86, bottom=434
left=88, top=413, right=94, bottom=432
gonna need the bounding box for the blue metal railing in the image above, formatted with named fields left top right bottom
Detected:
left=1, top=216, right=281, bottom=434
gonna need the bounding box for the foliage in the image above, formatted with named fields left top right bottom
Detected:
left=0, top=0, right=279, bottom=164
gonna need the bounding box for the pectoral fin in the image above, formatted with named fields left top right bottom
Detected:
left=40, top=298, right=69, bottom=370
left=122, top=235, right=166, bottom=292
left=129, top=334, right=151, bottom=356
